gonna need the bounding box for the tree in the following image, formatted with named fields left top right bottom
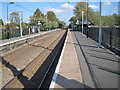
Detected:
left=102, top=15, right=116, bottom=27
left=69, top=16, right=77, bottom=28
left=74, top=2, right=87, bottom=20
left=29, top=8, right=66, bottom=30
left=10, top=12, right=20, bottom=25
left=34, top=8, right=44, bottom=18
left=74, top=2, right=99, bottom=25
left=58, top=21, right=66, bottom=28
left=47, top=11, right=57, bottom=21
left=22, top=22, right=28, bottom=28
left=107, top=15, right=116, bottom=27
left=29, top=8, right=45, bottom=29
left=46, top=11, right=66, bottom=28
left=69, top=16, right=77, bottom=25
left=0, top=19, right=4, bottom=25
left=112, top=14, right=120, bottom=26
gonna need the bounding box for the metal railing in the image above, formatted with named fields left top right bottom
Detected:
left=81, top=27, right=120, bottom=56
left=1, top=27, right=61, bottom=40
left=1, top=28, right=38, bottom=40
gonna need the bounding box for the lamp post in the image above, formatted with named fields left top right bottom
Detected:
left=18, top=11, right=23, bottom=37
left=82, top=10, right=84, bottom=34
left=6, top=2, right=14, bottom=39
left=46, top=13, right=48, bottom=31
left=7, top=2, right=14, bottom=22
left=98, top=0, right=102, bottom=48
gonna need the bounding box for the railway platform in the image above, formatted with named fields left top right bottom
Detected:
left=72, top=31, right=120, bottom=88
left=1, top=29, right=59, bottom=46
left=49, top=30, right=84, bottom=88
left=50, top=29, right=120, bottom=89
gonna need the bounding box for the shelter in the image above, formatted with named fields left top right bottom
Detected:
left=78, top=20, right=94, bottom=27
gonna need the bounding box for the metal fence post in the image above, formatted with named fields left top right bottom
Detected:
left=110, top=29, right=112, bottom=49
left=98, top=1, right=102, bottom=48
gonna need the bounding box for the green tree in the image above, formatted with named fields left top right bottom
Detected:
left=29, top=8, right=46, bottom=30
left=22, top=22, right=28, bottom=28
left=46, top=11, right=66, bottom=28
left=10, top=12, right=19, bottom=25
left=74, top=2, right=99, bottom=25
left=69, top=16, right=77, bottom=25
left=107, top=15, right=116, bottom=27
left=47, top=11, right=57, bottom=21
left=29, top=8, right=66, bottom=30
left=112, top=14, right=120, bottom=26
left=74, top=2, right=87, bottom=20
left=34, top=8, right=44, bottom=18
left=102, top=15, right=116, bottom=27
left=0, top=19, right=4, bottom=25
left=58, top=21, right=66, bottom=28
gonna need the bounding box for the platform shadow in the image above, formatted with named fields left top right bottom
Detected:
left=88, top=49, right=113, bottom=55
left=53, top=73, right=92, bottom=89
left=89, top=63, right=120, bottom=75
left=1, top=57, right=19, bottom=76
left=90, top=54, right=120, bottom=63
left=1, top=57, right=36, bottom=88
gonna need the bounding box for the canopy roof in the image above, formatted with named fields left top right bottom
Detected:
left=78, top=20, right=94, bottom=25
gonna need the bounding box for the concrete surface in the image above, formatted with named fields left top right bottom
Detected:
left=50, top=30, right=84, bottom=89
left=72, top=31, right=120, bottom=88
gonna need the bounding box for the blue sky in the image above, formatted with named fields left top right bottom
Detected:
left=1, top=1, right=119, bottom=25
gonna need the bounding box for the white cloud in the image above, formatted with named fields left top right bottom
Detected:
left=61, top=3, right=74, bottom=10
left=103, top=2, right=112, bottom=6
left=89, top=5, right=98, bottom=9
left=46, top=7, right=63, bottom=13
left=45, top=3, right=74, bottom=13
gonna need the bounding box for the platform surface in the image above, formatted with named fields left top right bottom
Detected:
left=50, top=30, right=120, bottom=89
left=72, top=31, right=120, bottom=88
left=50, top=30, right=84, bottom=89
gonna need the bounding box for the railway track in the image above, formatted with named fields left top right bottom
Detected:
left=1, top=29, right=67, bottom=89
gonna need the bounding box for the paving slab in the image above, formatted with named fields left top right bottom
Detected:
left=50, top=30, right=84, bottom=89
left=72, top=31, right=120, bottom=88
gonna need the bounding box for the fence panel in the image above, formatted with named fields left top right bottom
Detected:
left=82, top=27, right=120, bottom=56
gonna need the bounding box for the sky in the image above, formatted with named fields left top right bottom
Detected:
left=0, top=1, right=119, bottom=25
